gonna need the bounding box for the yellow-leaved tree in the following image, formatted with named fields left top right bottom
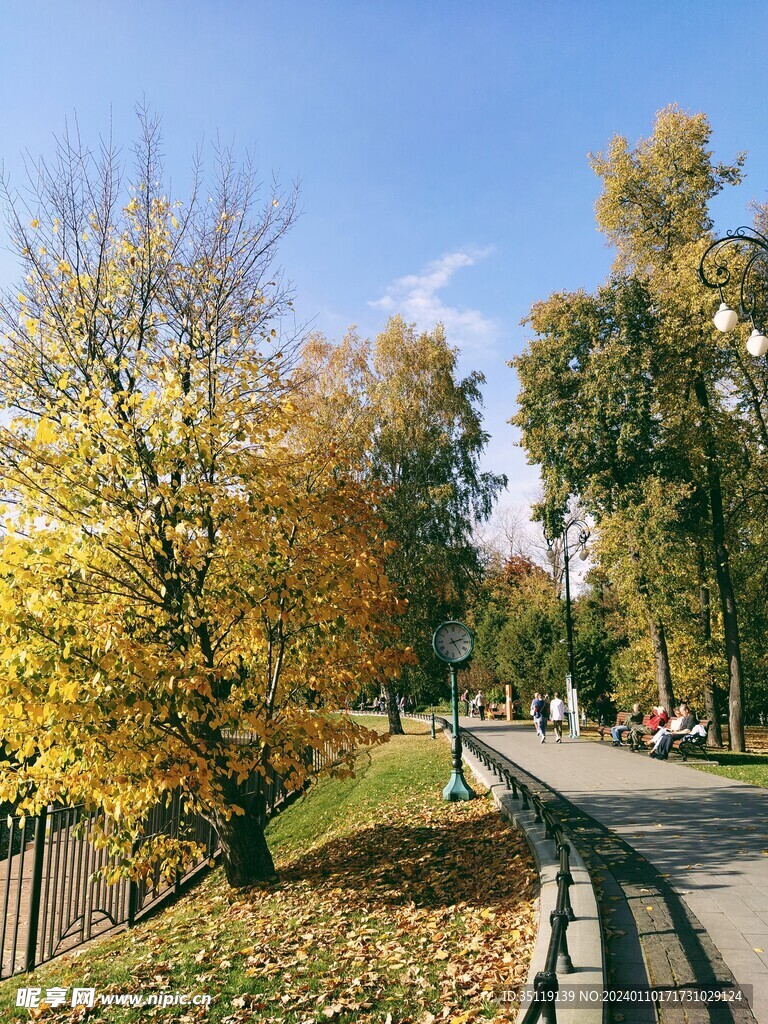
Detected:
left=0, top=114, right=409, bottom=886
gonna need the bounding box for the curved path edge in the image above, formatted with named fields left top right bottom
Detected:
left=459, top=738, right=605, bottom=1024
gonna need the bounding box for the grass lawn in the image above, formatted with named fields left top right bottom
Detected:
left=686, top=750, right=768, bottom=788
left=0, top=717, right=537, bottom=1024
left=581, top=724, right=768, bottom=788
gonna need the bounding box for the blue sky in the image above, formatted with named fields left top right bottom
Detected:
left=2, top=1, right=768, bottom=520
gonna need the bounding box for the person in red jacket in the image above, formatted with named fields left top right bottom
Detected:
left=628, top=705, right=669, bottom=751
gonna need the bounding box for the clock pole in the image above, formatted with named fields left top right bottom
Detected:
left=432, top=621, right=475, bottom=801
left=442, top=663, right=475, bottom=802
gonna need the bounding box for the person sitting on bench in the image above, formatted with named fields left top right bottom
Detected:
left=628, top=705, right=668, bottom=750
left=650, top=705, right=697, bottom=759
left=611, top=703, right=643, bottom=745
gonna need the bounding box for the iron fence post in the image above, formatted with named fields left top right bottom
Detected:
left=557, top=842, right=576, bottom=921
left=24, top=806, right=49, bottom=972
left=533, top=969, right=559, bottom=1024
left=543, top=810, right=553, bottom=840
left=550, top=909, right=574, bottom=973
left=127, top=840, right=140, bottom=928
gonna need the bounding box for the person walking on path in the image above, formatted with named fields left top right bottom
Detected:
left=530, top=694, right=539, bottom=733
left=549, top=692, right=566, bottom=742
left=475, top=690, right=486, bottom=721
left=531, top=692, right=547, bottom=742
left=461, top=689, right=470, bottom=716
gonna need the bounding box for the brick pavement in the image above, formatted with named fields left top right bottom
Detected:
left=461, top=720, right=768, bottom=1023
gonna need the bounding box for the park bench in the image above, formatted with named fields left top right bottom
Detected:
left=598, top=710, right=644, bottom=740
left=486, top=704, right=505, bottom=720
left=597, top=710, right=644, bottom=740
left=598, top=712, right=712, bottom=761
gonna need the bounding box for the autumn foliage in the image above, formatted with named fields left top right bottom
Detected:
left=0, top=116, right=410, bottom=885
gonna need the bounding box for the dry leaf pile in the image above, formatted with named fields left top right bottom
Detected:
left=214, top=793, right=538, bottom=1023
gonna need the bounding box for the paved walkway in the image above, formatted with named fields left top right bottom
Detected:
left=461, top=720, right=768, bottom=1023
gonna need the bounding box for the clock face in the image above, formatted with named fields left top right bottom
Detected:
left=433, top=621, right=474, bottom=664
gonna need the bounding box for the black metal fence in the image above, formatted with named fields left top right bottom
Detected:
left=386, top=712, right=593, bottom=1024
left=456, top=728, right=586, bottom=1024
left=0, top=747, right=337, bottom=980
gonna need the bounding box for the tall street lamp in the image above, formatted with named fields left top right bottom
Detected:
left=697, top=230, right=763, bottom=755
left=545, top=517, right=590, bottom=739
left=699, top=227, right=768, bottom=355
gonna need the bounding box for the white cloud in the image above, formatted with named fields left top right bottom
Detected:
left=369, top=247, right=499, bottom=352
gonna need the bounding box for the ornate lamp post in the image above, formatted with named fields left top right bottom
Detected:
left=545, top=517, right=590, bottom=739
left=697, top=230, right=764, bottom=755
left=698, top=227, right=768, bottom=355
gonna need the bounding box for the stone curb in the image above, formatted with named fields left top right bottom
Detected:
left=459, top=743, right=605, bottom=1024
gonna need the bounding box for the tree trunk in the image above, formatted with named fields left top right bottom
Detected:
left=631, top=547, right=675, bottom=711
left=212, top=808, right=276, bottom=887
left=210, top=776, right=276, bottom=887
left=648, top=611, right=675, bottom=713
left=383, top=680, right=404, bottom=735
left=693, top=377, right=745, bottom=752
left=697, top=546, right=723, bottom=747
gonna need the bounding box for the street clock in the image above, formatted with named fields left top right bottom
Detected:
left=432, top=621, right=474, bottom=665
